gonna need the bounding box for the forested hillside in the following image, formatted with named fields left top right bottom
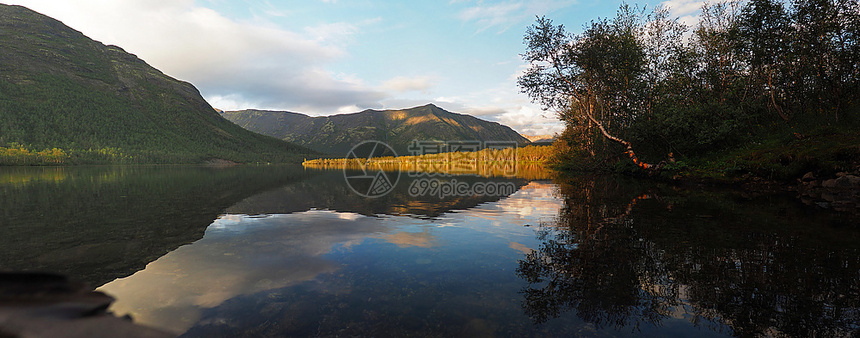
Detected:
left=222, top=104, right=530, bottom=156
left=0, top=4, right=316, bottom=165
left=521, top=0, right=860, bottom=179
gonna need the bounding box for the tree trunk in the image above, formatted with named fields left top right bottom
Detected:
left=580, top=107, right=657, bottom=169
left=769, top=70, right=790, bottom=122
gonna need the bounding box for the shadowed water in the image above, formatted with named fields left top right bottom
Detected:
left=1, top=165, right=857, bottom=336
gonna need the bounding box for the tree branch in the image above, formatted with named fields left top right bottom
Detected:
left=552, top=61, right=659, bottom=170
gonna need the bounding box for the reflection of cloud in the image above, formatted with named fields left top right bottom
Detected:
left=336, top=212, right=363, bottom=221
left=481, top=181, right=562, bottom=221
left=97, top=211, right=388, bottom=335
left=95, top=181, right=564, bottom=334
left=379, top=228, right=436, bottom=248
left=422, top=181, right=563, bottom=241
left=509, top=241, right=534, bottom=254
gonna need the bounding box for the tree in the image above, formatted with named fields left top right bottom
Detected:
left=790, top=0, right=860, bottom=121
left=519, top=6, right=658, bottom=169
left=738, top=0, right=792, bottom=121
left=523, top=1, right=860, bottom=172
left=692, top=1, right=746, bottom=104
left=641, top=5, right=689, bottom=119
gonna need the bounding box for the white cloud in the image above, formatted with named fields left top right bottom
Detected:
left=495, top=105, right=563, bottom=136
left=4, top=0, right=385, bottom=114
left=660, top=0, right=735, bottom=28
left=462, top=106, right=508, bottom=117
left=456, top=0, right=576, bottom=33
left=303, top=21, right=360, bottom=44
left=380, top=76, right=436, bottom=93
left=249, top=0, right=292, bottom=18
left=661, top=0, right=706, bottom=17
left=372, top=93, right=564, bottom=136
left=206, top=94, right=257, bottom=112
left=421, top=64, right=564, bottom=136
left=458, top=2, right=524, bottom=32
left=2, top=0, right=565, bottom=133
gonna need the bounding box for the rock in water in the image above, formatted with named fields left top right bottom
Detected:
left=0, top=272, right=173, bottom=338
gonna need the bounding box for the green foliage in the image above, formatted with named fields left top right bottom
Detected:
left=521, top=1, right=860, bottom=178
left=631, top=100, right=754, bottom=156
left=0, top=4, right=317, bottom=165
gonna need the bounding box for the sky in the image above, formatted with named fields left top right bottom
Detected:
left=2, top=0, right=710, bottom=136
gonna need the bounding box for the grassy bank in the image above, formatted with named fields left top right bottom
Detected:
left=636, top=127, right=860, bottom=184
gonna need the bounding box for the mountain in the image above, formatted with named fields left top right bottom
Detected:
left=221, top=104, right=530, bottom=156
left=524, top=135, right=555, bottom=144
left=0, top=4, right=316, bottom=164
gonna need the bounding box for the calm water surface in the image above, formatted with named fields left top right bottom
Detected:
left=1, top=165, right=858, bottom=337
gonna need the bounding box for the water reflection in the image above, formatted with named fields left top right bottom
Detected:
left=99, top=211, right=390, bottom=334
left=0, top=166, right=533, bottom=289
left=227, top=170, right=533, bottom=219
left=6, top=164, right=859, bottom=336
left=0, top=166, right=68, bottom=185
left=99, top=181, right=566, bottom=336
left=0, top=165, right=312, bottom=287
left=518, top=176, right=860, bottom=337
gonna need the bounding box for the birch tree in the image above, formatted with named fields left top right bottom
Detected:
left=519, top=6, right=658, bottom=169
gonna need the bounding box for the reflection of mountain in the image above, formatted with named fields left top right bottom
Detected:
left=0, top=165, right=535, bottom=289
left=0, top=165, right=312, bottom=287
left=226, top=170, right=533, bottom=219
left=99, top=182, right=565, bottom=337
left=518, top=176, right=860, bottom=336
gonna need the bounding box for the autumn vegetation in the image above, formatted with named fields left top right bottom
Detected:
left=519, top=0, right=860, bottom=180
left=302, top=145, right=553, bottom=179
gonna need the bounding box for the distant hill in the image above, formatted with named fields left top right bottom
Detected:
left=221, top=104, right=530, bottom=156
left=0, top=4, right=316, bottom=164
left=524, top=135, right=555, bottom=144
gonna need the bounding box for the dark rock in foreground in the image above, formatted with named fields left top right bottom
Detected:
left=798, top=171, right=860, bottom=214
left=0, top=273, right=173, bottom=338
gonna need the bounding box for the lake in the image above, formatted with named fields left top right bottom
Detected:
left=1, top=165, right=858, bottom=337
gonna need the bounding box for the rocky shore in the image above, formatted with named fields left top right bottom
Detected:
left=797, top=170, right=860, bottom=213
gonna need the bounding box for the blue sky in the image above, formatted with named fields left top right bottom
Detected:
left=3, top=0, right=707, bottom=135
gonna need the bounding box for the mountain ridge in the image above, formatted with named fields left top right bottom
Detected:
left=0, top=4, right=316, bottom=164
left=221, top=104, right=530, bottom=156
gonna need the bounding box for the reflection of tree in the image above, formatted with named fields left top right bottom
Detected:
left=517, top=176, right=677, bottom=330
left=669, top=224, right=860, bottom=337
left=0, top=165, right=312, bottom=287
left=518, top=176, right=860, bottom=336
